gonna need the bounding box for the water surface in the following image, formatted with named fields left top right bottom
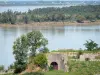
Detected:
left=0, top=25, right=100, bottom=68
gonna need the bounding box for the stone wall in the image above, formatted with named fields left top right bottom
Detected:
left=46, top=53, right=69, bottom=72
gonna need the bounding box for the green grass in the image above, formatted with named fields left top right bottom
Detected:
left=0, top=71, right=68, bottom=75
left=51, top=49, right=100, bottom=53
left=44, top=70, right=68, bottom=75
left=1, top=61, right=100, bottom=75
left=68, top=60, right=100, bottom=75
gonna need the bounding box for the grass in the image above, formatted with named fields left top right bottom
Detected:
left=1, top=60, right=100, bottom=75
left=51, top=49, right=100, bottom=53
left=0, top=71, right=68, bottom=75
left=68, top=60, right=100, bottom=75
left=44, top=70, right=68, bottom=75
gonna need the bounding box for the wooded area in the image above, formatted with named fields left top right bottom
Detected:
left=0, top=5, right=100, bottom=24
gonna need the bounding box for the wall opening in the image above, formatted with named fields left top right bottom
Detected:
left=50, top=62, right=58, bottom=70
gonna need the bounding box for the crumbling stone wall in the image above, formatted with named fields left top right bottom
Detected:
left=46, top=53, right=69, bottom=72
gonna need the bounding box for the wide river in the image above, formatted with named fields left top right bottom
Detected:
left=0, top=6, right=100, bottom=69
left=0, top=25, right=100, bottom=68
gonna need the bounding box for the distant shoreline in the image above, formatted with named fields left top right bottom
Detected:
left=0, top=21, right=100, bottom=28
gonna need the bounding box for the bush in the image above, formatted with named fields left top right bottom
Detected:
left=49, top=65, right=54, bottom=71
left=0, top=65, right=4, bottom=71
left=84, top=40, right=98, bottom=51
left=34, top=53, right=47, bottom=69
left=69, top=60, right=100, bottom=75
left=77, top=50, right=83, bottom=59
left=23, top=72, right=44, bottom=75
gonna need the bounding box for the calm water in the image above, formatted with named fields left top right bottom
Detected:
left=0, top=25, right=100, bottom=68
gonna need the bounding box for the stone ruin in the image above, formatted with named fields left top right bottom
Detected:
left=46, top=53, right=69, bottom=72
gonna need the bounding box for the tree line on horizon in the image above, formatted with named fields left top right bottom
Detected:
left=0, top=5, right=100, bottom=24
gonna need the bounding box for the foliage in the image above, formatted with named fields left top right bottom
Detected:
left=44, top=70, right=68, bottom=75
left=13, top=35, right=28, bottom=73
left=84, top=40, right=98, bottom=51
left=12, top=31, right=48, bottom=73
left=27, top=31, right=48, bottom=56
left=0, top=5, right=100, bottom=24
left=69, top=60, right=100, bottom=75
left=34, top=53, right=47, bottom=69
left=39, top=47, right=49, bottom=53
left=0, top=65, right=4, bottom=71
left=8, top=64, right=15, bottom=70
left=77, top=50, right=83, bottom=59
left=23, top=72, right=44, bottom=75
left=23, top=15, right=29, bottom=24
left=49, top=65, right=54, bottom=71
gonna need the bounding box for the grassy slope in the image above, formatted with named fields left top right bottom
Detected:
left=68, top=60, right=100, bottom=75
left=1, top=61, right=100, bottom=75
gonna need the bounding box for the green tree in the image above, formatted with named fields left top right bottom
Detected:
left=27, top=31, right=48, bottom=56
left=13, top=31, right=48, bottom=73
left=13, top=35, right=28, bottom=73
left=34, top=53, right=47, bottom=69
left=77, top=50, right=83, bottom=59
left=8, top=64, right=15, bottom=70
left=0, top=65, right=4, bottom=71
left=10, top=14, right=16, bottom=24
left=39, top=47, right=49, bottom=53
left=76, top=15, right=85, bottom=23
left=84, top=40, right=98, bottom=51
left=23, top=15, right=29, bottom=24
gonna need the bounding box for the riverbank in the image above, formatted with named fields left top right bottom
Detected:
left=0, top=20, right=100, bottom=28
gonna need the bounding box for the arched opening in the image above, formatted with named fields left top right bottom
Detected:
left=50, top=62, right=58, bottom=70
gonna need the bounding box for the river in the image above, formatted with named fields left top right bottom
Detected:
left=0, top=25, right=100, bottom=68
left=0, top=5, right=100, bottom=68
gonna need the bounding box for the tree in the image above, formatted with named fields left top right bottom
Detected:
left=39, top=47, right=49, bottom=53
left=27, top=31, right=48, bottom=56
left=23, top=15, right=29, bottom=24
left=76, top=15, right=85, bottom=23
left=10, top=14, right=16, bottom=24
left=13, top=31, right=48, bottom=73
left=0, top=65, right=4, bottom=71
left=34, top=53, right=47, bottom=69
left=39, top=38, right=49, bottom=53
left=8, top=64, right=15, bottom=70
left=84, top=40, right=98, bottom=51
left=77, top=50, right=83, bottom=59
left=13, top=35, right=28, bottom=73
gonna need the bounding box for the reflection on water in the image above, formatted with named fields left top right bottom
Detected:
left=0, top=25, right=100, bottom=68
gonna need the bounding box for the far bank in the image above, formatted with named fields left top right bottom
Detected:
left=0, top=21, right=100, bottom=28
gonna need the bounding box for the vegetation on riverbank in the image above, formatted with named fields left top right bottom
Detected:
left=1, top=61, right=100, bottom=75
left=52, top=39, right=100, bottom=53
left=0, top=5, right=100, bottom=25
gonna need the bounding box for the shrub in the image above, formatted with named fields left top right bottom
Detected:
left=84, top=40, right=98, bottom=51
left=23, top=72, right=44, bottom=75
left=0, top=65, right=4, bottom=71
left=77, top=50, right=83, bottom=59
left=49, top=65, right=54, bottom=71
left=34, top=53, right=47, bottom=69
